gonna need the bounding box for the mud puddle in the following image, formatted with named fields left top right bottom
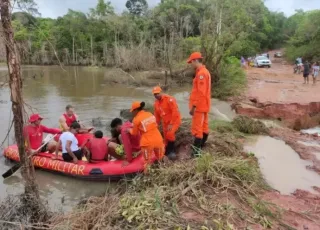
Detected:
left=245, top=136, right=320, bottom=195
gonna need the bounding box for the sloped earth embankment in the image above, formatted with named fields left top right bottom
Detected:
left=232, top=100, right=320, bottom=130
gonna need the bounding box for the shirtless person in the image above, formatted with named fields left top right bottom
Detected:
left=59, top=105, right=92, bottom=133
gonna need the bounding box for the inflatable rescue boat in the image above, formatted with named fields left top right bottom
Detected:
left=3, top=133, right=154, bottom=181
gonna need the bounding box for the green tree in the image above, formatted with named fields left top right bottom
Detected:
left=286, top=10, right=320, bottom=61
left=12, top=19, right=29, bottom=41
left=201, top=0, right=263, bottom=79
left=125, top=0, right=148, bottom=16
left=89, top=0, right=114, bottom=19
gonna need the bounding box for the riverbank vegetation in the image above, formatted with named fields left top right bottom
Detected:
left=3, top=1, right=319, bottom=97
left=11, top=0, right=286, bottom=67
left=47, top=117, right=275, bottom=229
left=7, top=0, right=290, bottom=98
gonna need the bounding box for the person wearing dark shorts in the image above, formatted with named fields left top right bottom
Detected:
left=53, top=122, right=83, bottom=164
left=303, top=61, right=310, bottom=84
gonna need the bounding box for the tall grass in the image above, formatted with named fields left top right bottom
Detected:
left=50, top=152, right=271, bottom=230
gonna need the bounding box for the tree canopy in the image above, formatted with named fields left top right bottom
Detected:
left=10, top=0, right=319, bottom=68
left=285, top=10, right=320, bottom=62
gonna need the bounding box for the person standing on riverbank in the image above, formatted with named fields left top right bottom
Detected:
left=187, top=52, right=211, bottom=157
left=312, top=61, right=319, bottom=85
left=129, top=101, right=164, bottom=172
left=153, top=86, right=181, bottom=160
left=303, top=61, right=310, bottom=84
left=24, top=114, right=61, bottom=154
left=241, top=56, right=247, bottom=69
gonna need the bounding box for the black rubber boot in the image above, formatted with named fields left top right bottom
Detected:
left=191, top=138, right=202, bottom=158
left=201, top=133, right=209, bottom=148
left=165, top=141, right=177, bottom=160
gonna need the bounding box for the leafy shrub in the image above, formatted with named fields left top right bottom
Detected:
left=213, top=56, right=247, bottom=100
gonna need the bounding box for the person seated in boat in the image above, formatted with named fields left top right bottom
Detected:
left=53, top=122, right=83, bottom=164
left=83, top=130, right=108, bottom=163
left=129, top=101, right=164, bottom=171
left=59, top=105, right=93, bottom=133
left=109, top=118, right=141, bottom=166
left=24, top=114, right=61, bottom=154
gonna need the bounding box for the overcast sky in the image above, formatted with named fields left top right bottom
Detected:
left=35, top=0, right=320, bottom=18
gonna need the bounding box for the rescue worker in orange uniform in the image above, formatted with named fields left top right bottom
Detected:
left=153, top=86, right=181, bottom=160
left=129, top=101, right=164, bottom=171
left=187, top=52, right=211, bottom=157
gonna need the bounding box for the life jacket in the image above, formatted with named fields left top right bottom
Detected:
left=63, top=114, right=77, bottom=127
left=131, top=110, right=163, bottom=148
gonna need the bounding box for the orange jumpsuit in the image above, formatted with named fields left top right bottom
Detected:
left=189, top=65, right=211, bottom=139
left=130, top=110, right=164, bottom=170
left=154, top=94, right=181, bottom=143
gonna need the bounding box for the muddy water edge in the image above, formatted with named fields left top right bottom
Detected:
left=245, top=136, right=320, bottom=194
left=0, top=65, right=235, bottom=212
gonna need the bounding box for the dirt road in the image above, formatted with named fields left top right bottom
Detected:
left=246, top=62, right=319, bottom=104
left=233, top=55, right=320, bottom=129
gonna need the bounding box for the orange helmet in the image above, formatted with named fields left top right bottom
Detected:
left=130, top=101, right=141, bottom=112
left=187, top=52, right=203, bottom=63
left=152, top=86, right=162, bottom=94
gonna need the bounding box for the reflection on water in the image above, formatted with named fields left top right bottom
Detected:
left=245, top=136, right=320, bottom=195
left=0, top=65, right=234, bottom=212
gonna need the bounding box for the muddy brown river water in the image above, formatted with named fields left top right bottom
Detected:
left=245, top=136, right=320, bottom=195
left=0, top=65, right=235, bottom=212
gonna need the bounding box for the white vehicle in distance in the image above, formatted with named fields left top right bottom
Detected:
left=254, top=56, right=272, bottom=68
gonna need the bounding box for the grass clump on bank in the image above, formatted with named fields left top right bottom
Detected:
left=232, top=116, right=269, bottom=134
left=51, top=153, right=272, bottom=230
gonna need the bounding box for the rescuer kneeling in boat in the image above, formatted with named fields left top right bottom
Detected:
left=59, top=105, right=93, bottom=133
left=110, top=118, right=141, bottom=166
left=128, top=101, right=164, bottom=171
left=54, top=122, right=83, bottom=164
left=153, top=86, right=181, bottom=160
left=24, top=114, right=62, bottom=154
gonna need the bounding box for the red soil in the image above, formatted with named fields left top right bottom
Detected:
left=245, top=62, right=320, bottom=104
left=234, top=52, right=320, bottom=229
left=232, top=54, right=320, bottom=128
